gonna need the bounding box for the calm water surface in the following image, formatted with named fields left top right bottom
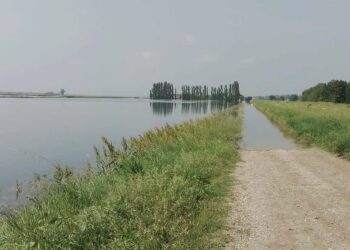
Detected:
left=0, top=98, right=226, bottom=207
left=241, top=103, right=296, bottom=150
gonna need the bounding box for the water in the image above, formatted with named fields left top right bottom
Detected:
left=0, top=98, right=226, bottom=207
left=241, top=103, right=296, bottom=150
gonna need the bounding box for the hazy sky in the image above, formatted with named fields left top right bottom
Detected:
left=0, top=0, right=349, bottom=96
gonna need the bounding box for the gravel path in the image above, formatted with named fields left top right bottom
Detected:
left=227, top=148, right=350, bottom=250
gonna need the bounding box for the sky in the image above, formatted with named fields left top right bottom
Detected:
left=0, top=0, right=349, bottom=96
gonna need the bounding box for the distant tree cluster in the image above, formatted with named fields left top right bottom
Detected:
left=150, top=82, right=175, bottom=100
left=149, top=81, right=241, bottom=103
left=302, top=80, right=350, bottom=103
left=210, top=81, right=241, bottom=104
left=181, top=85, right=209, bottom=100
left=289, top=94, right=298, bottom=101
left=269, top=95, right=281, bottom=101
left=254, top=94, right=299, bottom=101
left=245, top=96, right=253, bottom=103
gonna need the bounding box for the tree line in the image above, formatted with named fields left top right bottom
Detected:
left=302, top=80, right=350, bottom=103
left=209, top=81, right=240, bottom=103
left=181, top=85, right=209, bottom=100
left=254, top=94, right=299, bottom=101
left=149, top=82, right=175, bottom=100
left=150, top=81, right=241, bottom=104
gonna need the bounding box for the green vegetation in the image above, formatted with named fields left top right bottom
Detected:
left=181, top=85, right=209, bottom=100
left=149, top=81, right=241, bottom=103
left=302, top=79, right=350, bottom=103
left=210, top=82, right=241, bottom=103
left=181, top=83, right=241, bottom=102
left=253, top=94, right=299, bottom=101
left=0, top=106, right=241, bottom=249
left=255, top=101, right=350, bottom=159
left=267, top=94, right=299, bottom=101
left=289, top=94, right=299, bottom=101
left=244, top=96, right=252, bottom=103
left=150, top=82, right=176, bottom=100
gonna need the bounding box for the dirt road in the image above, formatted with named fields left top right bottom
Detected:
left=227, top=148, right=350, bottom=250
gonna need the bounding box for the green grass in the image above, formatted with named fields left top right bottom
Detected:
left=0, top=106, right=241, bottom=249
left=255, top=101, right=350, bottom=158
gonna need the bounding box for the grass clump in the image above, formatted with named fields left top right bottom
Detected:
left=0, top=106, right=241, bottom=249
left=255, top=101, right=350, bottom=158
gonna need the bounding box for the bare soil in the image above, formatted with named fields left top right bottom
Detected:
left=226, top=148, right=350, bottom=250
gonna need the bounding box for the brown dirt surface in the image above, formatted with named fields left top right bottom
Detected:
left=226, top=148, right=350, bottom=250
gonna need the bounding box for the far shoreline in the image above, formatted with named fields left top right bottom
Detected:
left=0, top=95, right=148, bottom=99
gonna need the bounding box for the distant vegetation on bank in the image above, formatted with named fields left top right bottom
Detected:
left=0, top=90, right=146, bottom=99
left=302, top=80, right=350, bottom=103
left=253, top=79, right=350, bottom=103
left=149, top=82, right=176, bottom=100
left=0, top=89, right=66, bottom=98
left=255, top=101, right=350, bottom=159
left=0, top=106, right=241, bottom=249
left=149, top=81, right=241, bottom=104
left=254, top=94, right=299, bottom=101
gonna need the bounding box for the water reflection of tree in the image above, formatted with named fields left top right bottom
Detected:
left=151, top=101, right=231, bottom=117
left=210, top=101, right=229, bottom=113
left=202, top=101, right=208, bottom=114
left=181, top=102, right=191, bottom=114
left=181, top=101, right=210, bottom=115
left=191, top=102, right=201, bottom=114
left=150, top=102, right=175, bottom=116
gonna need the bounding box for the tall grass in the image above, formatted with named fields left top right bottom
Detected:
left=255, top=101, right=350, bottom=158
left=0, top=106, right=241, bottom=249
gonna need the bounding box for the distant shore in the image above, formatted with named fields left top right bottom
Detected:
left=0, top=94, right=147, bottom=99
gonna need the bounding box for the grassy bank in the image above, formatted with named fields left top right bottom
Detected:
left=0, top=106, right=241, bottom=249
left=255, top=101, right=350, bottom=158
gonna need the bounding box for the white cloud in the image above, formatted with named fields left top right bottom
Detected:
left=182, top=34, right=196, bottom=46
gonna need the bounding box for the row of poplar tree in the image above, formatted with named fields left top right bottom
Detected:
left=150, top=81, right=241, bottom=104
left=181, top=85, right=209, bottom=100
left=149, top=82, right=176, bottom=100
